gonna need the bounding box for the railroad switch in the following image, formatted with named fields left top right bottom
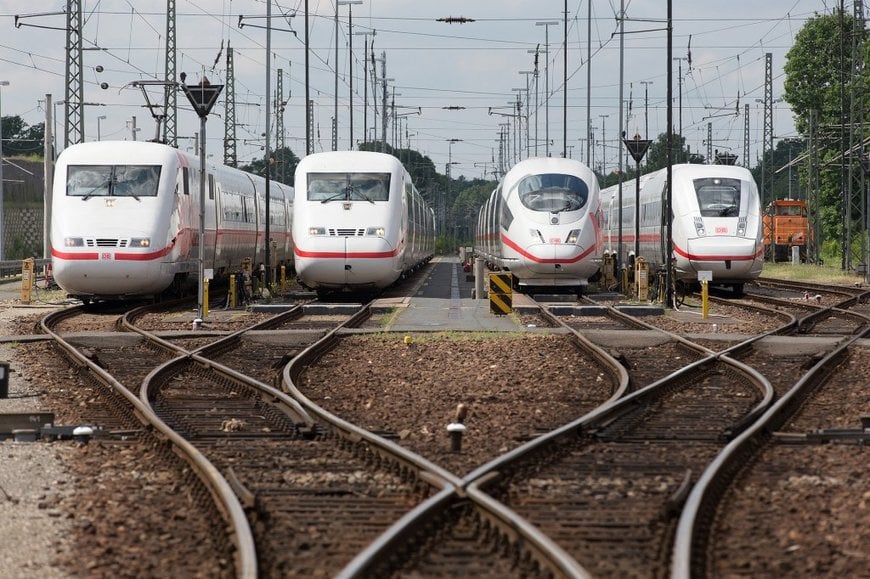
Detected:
left=447, top=422, right=465, bottom=452
left=447, top=403, right=467, bottom=452
left=0, top=412, right=125, bottom=443
left=774, top=420, right=870, bottom=445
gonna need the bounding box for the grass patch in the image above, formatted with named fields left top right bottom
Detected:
left=376, top=307, right=400, bottom=328
left=762, top=263, right=865, bottom=285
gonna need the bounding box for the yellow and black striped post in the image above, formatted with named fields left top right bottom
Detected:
left=489, top=273, right=513, bottom=315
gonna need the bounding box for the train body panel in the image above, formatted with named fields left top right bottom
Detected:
left=292, top=151, right=435, bottom=291
left=51, top=141, right=293, bottom=300
left=474, top=157, right=601, bottom=287
left=602, top=163, right=764, bottom=288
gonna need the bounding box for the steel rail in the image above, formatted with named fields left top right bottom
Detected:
left=337, top=308, right=628, bottom=578
left=540, top=307, right=632, bottom=400
left=755, top=276, right=865, bottom=299
left=41, top=307, right=259, bottom=579
left=122, top=301, right=316, bottom=426
left=283, top=305, right=463, bottom=490
left=671, top=324, right=870, bottom=578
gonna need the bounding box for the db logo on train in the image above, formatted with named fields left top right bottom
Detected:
left=101, top=252, right=112, bottom=260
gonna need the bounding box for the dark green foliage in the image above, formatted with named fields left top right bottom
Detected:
left=782, top=9, right=868, bottom=261
left=238, top=146, right=300, bottom=186
left=1, top=116, right=44, bottom=157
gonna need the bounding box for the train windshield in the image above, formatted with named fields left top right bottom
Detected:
left=516, top=173, right=588, bottom=213
left=694, top=178, right=742, bottom=217
left=307, top=172, right=391, bottom=203
left=67, top=165, right=162, bottom=199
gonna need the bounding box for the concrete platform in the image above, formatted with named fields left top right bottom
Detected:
left=380, top=257, right=664, bottom=332
left=382, top=257, right=527, bottom=332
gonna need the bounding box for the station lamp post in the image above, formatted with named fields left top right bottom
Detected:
left=353, top=29, right=373, bottom=148
left=97, top=115, right=106, bottom=141
left=518, top=70, right=533, bottom=155
left=445, top=139, right=462, bottom=235
left=535, top=21, right=558, bottom=157
left=335, top=0, right=363, bottom=151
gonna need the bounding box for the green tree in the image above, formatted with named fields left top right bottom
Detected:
left=751, top=138, right=806, bottom=205
left=1, top=116, right=44, bottom=157
left=451, top=180, right=496, bottom=243
left=643, top=132, right=703, bottom=173
left=598, top=132, right=701, bottom=188
left=783, top=10, right=861, bottom=134
left=238, top=146, right=299, bottom=186
left=782, top=8, right=868, bottom=262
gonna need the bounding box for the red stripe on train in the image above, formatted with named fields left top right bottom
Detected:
left=501, top=234, right=597, bottom=264
left=673, top=243, right=764, bottom=261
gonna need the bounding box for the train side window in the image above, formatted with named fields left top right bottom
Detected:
left=498, top=192, right=514, bottom=230
left=182, top=167, right=190, bottom=195
left=208, top=174, right=215, bottom=200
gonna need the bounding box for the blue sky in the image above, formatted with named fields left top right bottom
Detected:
left=0, top=0, right=842, bottom=179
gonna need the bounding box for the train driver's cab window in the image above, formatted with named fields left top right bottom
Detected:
left=694, top=178, right=742, bottom=217
left=516, top=173, right=588, bottom=213
left=307, top=172, right=391, bottom=203
left=776, top=204, right=804, bottom=216
left=67, top=165, right=161, bottom=199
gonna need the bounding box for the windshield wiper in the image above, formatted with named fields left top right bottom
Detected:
left=79, top=182, right=109, bottom=201
left=554, top=200, right=581, bottom=213
left=320, top=191, right=348, bottom=204
left=348, top=185, right=375, bottom=204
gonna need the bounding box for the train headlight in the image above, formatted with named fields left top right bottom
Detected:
left=365, top=226, right=385, bottom=237
left=737, top=217, right=747, bottom=237
left=529, top=229, right=544, bottom=242
left=308, top=227, right=326, bottom=236
left=63, top=237, right=85, bottom=247
left=693, top=217, right=706, bottom=237
left=565, top=229, right=581, bottom=244
left=130, top=237, right=151, bottom=248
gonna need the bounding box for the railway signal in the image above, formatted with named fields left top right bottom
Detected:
left=181, top=74, right=224, bottom=324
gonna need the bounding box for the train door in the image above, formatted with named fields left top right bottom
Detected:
left=254, top=190, right=265, bottom=271
left=208, top=173, right=222, bottom=266
left=176, top=165, right=194, bottom=259
left=657, top=177, right=669, bottom=267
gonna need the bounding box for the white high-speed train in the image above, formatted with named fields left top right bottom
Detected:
left=474, top=157, right=602, bottom=289
left=51, top=141, right=293, bottom=302
left=292, top=151, right=435, bottom=293
left=601, top=163, right=764, bottom=294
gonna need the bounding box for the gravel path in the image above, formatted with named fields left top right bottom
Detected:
left=0, top=293, right=74, bottom=579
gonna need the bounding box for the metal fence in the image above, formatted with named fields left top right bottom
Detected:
left=0, top=259, right=50, bottom=280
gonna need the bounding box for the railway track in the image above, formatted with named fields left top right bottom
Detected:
left=675, top=330, right=870, bottom=577
left=9, top=275, right=868, bottom=577
left=321, top=282, right=869, bottom=576
left=280, top=316, right=630, bottom=577
left=38, top=301, right=245, bottom=577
